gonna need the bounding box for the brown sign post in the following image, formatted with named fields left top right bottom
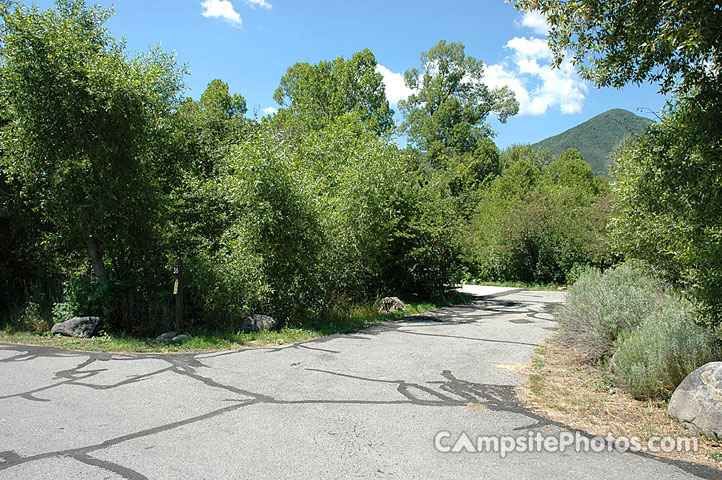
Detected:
left=173, top=259, right=183, bottom=332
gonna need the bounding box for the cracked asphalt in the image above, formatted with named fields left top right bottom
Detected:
left=1, top=286, right=720, bottom=479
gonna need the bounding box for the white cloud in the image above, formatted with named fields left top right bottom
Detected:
left=262, top=106, right=278, bottom=115
left=484, top=63, right=531, bottom=111
left=375, top=64, right=415, bottom=106
left=245, top=0, right=272, bottom=9
left=518, top=11, right=549, bottom=36
left=485, top=36, right=587, bottom=116
left=201, top=0, right=242, bottom=27
left=505, top=37, right=552, bottom=62
left=374, top=16, right=585, bottom=118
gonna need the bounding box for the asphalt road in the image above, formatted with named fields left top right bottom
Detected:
left=1, top=286, right=720, bottom=479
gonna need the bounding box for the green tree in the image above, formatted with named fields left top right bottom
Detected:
left=500, top=144, right=554, bottom=171
left=515, top=0, right=722, bottom=323
left=610, top=103, right=722, bottom=324
left=461, top=148, right=610, bottom=284
left=0, top=0, right=184, bottom=285
left=174, top=79, right=251, bottom=175
left=399, top=40, right=518, bottom=162
left=444, top=138, right=501, bottom=197
left=200, top=79, right=247, bottom=119
left=544, top=148, right=598, bottom=194
left=514, top=0, right=722, bottom=96
left=273, top=49, right=394, bottom=135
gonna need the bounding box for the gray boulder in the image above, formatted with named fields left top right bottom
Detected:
left=156, top=332, right=191, bottom=343
left=241, top=314, right=278, bottom=333
left=51, top=316, right=100, bottom=338
left=379, top=297, right=406, bottom=314
left=668, top=362, right=722, bottom=439
left=156, top=332, right=177, bottom=343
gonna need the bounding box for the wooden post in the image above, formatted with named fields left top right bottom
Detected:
left=173, top=259, right=183, bottom=332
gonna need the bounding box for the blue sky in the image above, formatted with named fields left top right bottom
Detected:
left=29, top=0, right=667, bottom=147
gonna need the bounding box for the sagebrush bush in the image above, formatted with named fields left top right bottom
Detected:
left=611, top=296, right=721, bottom=399
left=556, top=264, right=664, bottom=363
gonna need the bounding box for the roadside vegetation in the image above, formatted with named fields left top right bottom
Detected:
left=0, top=295, right=463, bottom=353
left=1, top=0, right=720, bottom=419
left=509, top=0, right=722, bottom=463
left=0, top=0, right=611, bottom=349
left=556, top=265, right=721, bottom=399
left=518, top=339, right=722, bottom=469
left=518, top=264, right=721, bottom=465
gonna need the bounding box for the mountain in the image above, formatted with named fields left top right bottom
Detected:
left=532, top=109, right=653, bottom=176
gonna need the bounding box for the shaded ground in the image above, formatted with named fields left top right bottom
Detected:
left=1, top=286, right=720, bottom=479
left=0, top=299, right=448, bottom=354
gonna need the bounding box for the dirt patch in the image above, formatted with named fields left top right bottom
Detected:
left=516, top=336, right=722, bottom=469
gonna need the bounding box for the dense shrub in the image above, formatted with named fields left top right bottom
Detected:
left=499, top=144, right=554, bottom=171
left=180, top=120, right=460, bottom=330
left=461, top=149, right=610, bottom=284
left=182, top=130, right=325, bottom=329
left=52, top=277, right=111, bottom=323
left=557, top=264, right=722, bottom=398
left=1, top=280, right=60, bottom=333
left=612, top=297, right=721, bottom=398
left=0, top=172, right=55, bottom=313
left=291, top=118, right=462, bottom=299
left=389, top=175, right=463, bottom=298
left=556, top=264, right=664, bottom=363
left=610, top=100, right=722, bottom=326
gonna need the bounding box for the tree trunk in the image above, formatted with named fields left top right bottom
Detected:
left=86, top=236, right=109, bottom=284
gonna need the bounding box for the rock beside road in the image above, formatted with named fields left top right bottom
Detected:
left=241, top=314, right=278, bottom=333
left=156, top=332, right=192, bottom=343
left=379, top=297, right=406, bottom=314
left=156, top=332, right=177, bottom=343
left=51, top=316, right=100, bottom=338
left=668, top=362, right=722, bottom=439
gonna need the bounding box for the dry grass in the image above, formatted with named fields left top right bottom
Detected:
left=516, top=336, right=722, bottom=469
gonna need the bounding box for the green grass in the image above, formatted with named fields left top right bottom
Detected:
left=528, top=374, right=544, bottom=395
left=0, top=292, right=472, bottom=354
left=531, top=357, right=546, bottom=369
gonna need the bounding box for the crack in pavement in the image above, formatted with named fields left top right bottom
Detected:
left=0, top=290, right=719, bottom=479
left=0, top=401, right=257, bottom=478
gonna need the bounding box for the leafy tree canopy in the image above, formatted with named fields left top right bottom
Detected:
left=514, top=0, right=722, bottom=97
left=272, top=48, right=394, bottom=135
left=500, top=144, right=554, bottom=171
left=543, top=148, right=607, bottom=197
left=399, top=40, right=518, bottom=162
left=174, top=79, right=251, bottom=176
left=199, top=79, right=247, bottom=120
left=0, top=0, right=185, bottom=283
